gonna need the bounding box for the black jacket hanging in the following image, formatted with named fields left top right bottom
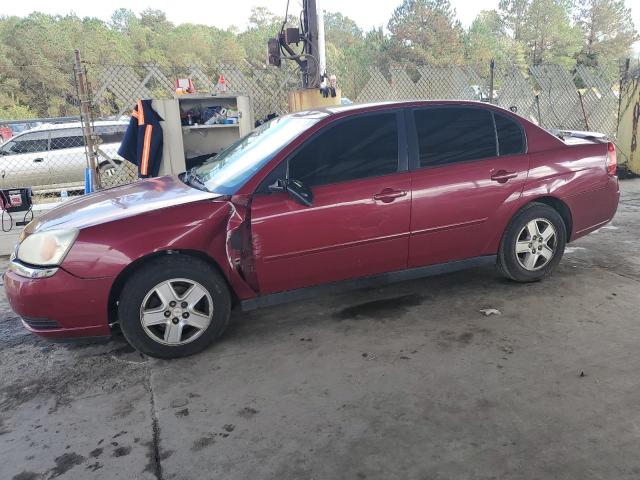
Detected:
left=118, top=99, right=164, bottom=178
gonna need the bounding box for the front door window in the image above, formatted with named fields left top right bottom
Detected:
left=288, top=112, right=399, bottom=187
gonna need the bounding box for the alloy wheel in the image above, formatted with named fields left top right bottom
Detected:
left=515, top=218, right=557, bottom=271
left=99, top=164, right=119, bottom=177
left=139, top=278, right=213, bottom=346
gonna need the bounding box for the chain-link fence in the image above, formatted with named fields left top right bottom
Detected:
left=0, top=62, right=86, bottom=205
left=354, top=62, right=620, bottom=138
left=77, top=61, right=306, bottom=190
left=0, top=58, right=630, bottom=205
left=84, top=62, right=302, bottom=123
left=0, top=60, right=152, bottom=204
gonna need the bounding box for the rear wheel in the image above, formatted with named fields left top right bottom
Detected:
left=498, top=203, right=567, bottom=282
left=118, top=255, right=231, bottom=358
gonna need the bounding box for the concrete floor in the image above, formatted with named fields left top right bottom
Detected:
left=1, top=179, right=640, bottom=480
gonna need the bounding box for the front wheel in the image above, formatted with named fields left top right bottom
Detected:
left=118, top=255, right=231, bottom=358
left=98, top=159, right=123, bottom=178
left=498, top=203, right=567, bottom=282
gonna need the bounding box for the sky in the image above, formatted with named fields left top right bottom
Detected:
left=4, top=0, right=640, bottom=50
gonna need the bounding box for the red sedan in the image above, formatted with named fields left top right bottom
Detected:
left=5, top=101, right=619, bottom=358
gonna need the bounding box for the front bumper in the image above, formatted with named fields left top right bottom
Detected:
left=4, top=262, right=113, bottom=340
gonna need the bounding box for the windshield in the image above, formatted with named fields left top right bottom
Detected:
left=194, top=116, right=319, bottom=194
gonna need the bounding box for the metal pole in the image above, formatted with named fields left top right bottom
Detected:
left=316, top=0, right=326, bottom=79
left=578, top=90, right=590, bottom=131
left=73, top=49, right=99, bottom=191
left=488, top=59, right=495, bottom=104
left=303, top=0, right=321, bottom=88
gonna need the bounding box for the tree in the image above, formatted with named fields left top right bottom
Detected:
left=238, top=7, right=284, bottom=67
left=162, top=24, right=246, bottom=68
left=387, top=0, right=465, bottom=65
left=138, top=9, right=173, bottom=34
left=465, top=10, right=511, bottom=68
left=519, top=0, right=582, bottom=67
left=574, top=0, right=638, bottom=69
left=324, top=13, right=391, bottom=99
left=0, top=4, right=636, bottom=120
left=110, top=8, right=137, bottom=33
left=324, top=12, right=363, bottom=48
left=498, top=0, right=530, bottom=40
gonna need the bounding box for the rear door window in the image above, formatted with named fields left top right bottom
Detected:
left=413, top=107, right=497, bottom=167
left=49, top=128, right=84, bottom=150
left=494, top=114, right=525, bottom=156
left=288, top=112, right=399, bottom=187
left=96, top=124, right=127, bottom=144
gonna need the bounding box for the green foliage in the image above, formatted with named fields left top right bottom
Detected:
left=520, top=0, right=583, bottom=67
left=0, top=2, right=637, bottom=120
left=239, top=7, right=285, bottom=67
left=388, top=0, right=465, bottom=65
left=465, top=10, right=517, bottom=70
left=325, top=17, right=390, bottom=99
left=574, top=0, right=639, bottom=73
left=0, top=100, right=35, bottom=120
left=499, top=0, right=530, bottom=40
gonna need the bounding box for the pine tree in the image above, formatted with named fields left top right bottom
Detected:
left=575, top=0, right=638, bottom=68
left=387, top=0, right=465, bottom=65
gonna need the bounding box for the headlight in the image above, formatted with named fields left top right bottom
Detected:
left=16, top=229, right=78, bottom=266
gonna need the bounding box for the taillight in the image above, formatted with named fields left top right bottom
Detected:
left=606, top=142, right=617, bottom=176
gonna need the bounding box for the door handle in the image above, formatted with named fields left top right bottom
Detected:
left=490, top=170, right=517, bottom=183
left=373, top=188, right=407, bottom=203
left=33, top=157, right=44, bottom=163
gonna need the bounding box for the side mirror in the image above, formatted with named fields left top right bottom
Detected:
left=268, top=178, right=313, bottom=207
left=268, top=178, right=287, bottom=193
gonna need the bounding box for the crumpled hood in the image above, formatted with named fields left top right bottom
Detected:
left=27, top=176, right=221, bottom=233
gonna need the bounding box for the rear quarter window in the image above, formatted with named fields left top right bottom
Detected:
left=495, top=114, right=525, bottom=156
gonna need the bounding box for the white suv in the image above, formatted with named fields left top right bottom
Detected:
left=0, top=120, right=128, bottom=194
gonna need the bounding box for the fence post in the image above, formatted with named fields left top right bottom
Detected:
left=488, top=59, right=495, bottom=104
left=578, top=90, right=590, bottom=131
left=74, top=49, right=99, bottom=192
left=535, top=94, right=542, bottom=126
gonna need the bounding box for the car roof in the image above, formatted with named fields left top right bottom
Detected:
left=286, top=99, right=518, bottom=121
left=9, top=120, right=128, bottom=140
left=28, top=120, right=129, bottom=132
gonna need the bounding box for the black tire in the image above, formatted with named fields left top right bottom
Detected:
left=98, top=159, right=123, bottom=177
left=118, top=255, right=231, bottom=359
left=497, top=202, right=567, bottom=283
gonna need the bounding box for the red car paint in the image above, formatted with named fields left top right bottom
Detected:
left=4, top=101, right=620, bottom=340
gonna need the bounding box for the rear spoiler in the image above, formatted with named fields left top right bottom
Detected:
left=547, top=128, right=609, bottom=143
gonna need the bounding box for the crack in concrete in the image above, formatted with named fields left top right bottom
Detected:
left=596, top=267, right=640, bottom=284
left=146, top=365, right=163, bottom=480
left=574, top=261, right=640, bottom=284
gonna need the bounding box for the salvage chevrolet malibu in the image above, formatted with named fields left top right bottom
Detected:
left=5, top=101, right=620, bottom=358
